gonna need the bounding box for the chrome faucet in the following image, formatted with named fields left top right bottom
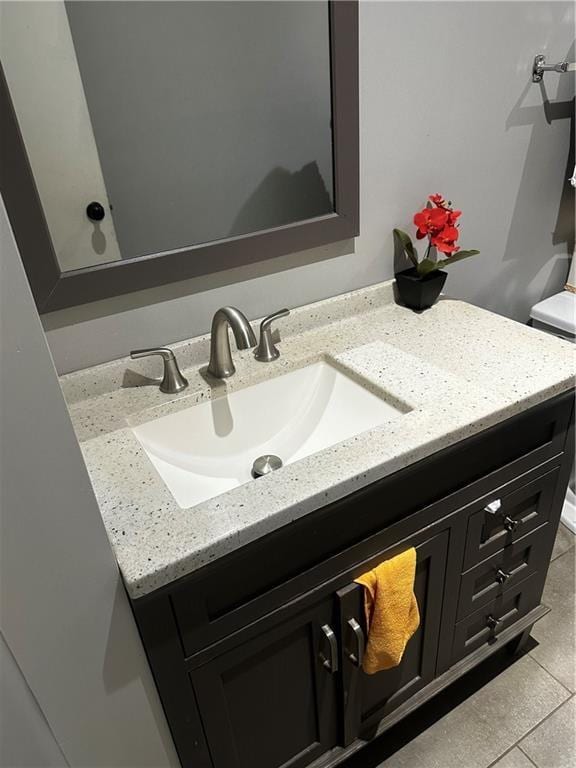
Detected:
left=207, top=307, right=257, bottom=379
left=130, top=348, right=188, bottom=394
left=254, top=309, right=290, bottom=362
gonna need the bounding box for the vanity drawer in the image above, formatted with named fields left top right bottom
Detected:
left=457, top=523, right=551, bottom=621
left=462, top=467, right=560, bottom=571
left=451, top=571, right=541, bottom=665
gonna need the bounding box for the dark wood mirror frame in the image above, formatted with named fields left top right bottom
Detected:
left=0, top=0, right=358, bottom=314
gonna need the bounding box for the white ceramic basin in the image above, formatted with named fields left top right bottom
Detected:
left=132, top=361, right=408, bottom=509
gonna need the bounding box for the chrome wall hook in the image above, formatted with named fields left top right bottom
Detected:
left=532, top=54, right=575, bottom=83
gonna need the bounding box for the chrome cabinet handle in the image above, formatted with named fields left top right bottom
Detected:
left=319, top=624, right=339, bottom=673
left=495, top=568, right=511, bottom=584
left=345, top=618, right=365, bottom=668
left=486, top=614, right=502, bottom=631
left=484, top=499, right=502, bottom=515
left=130, top=347, right=188, bottom=394
left=254, top=308, right=290, bottom=362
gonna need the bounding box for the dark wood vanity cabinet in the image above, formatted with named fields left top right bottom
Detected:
left=132, top=391, right=574, bottom=768
left=191, top=595, right=339, bottom=768
left=186, top=530, right=450, bottom=768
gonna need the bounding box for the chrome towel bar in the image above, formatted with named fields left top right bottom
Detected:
left=533, top=54, right=576, bottom=83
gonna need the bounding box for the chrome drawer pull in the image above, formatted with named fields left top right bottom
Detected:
left=484, top=499, right=502, bottom=515
left=345, top=618, right=365, bottom=668
left=484, top=499, right=520, bottom=533
left=319, top=624, right=339, bottom=673
left=486, top=614, right=502, bottom=630
left=503, top=515, right=519, bottom=532
left=495, top=569, right=511, bottom=584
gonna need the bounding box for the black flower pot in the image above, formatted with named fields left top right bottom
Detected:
left=395, top=267, right=447, bottom=311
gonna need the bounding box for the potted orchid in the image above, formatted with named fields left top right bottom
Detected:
left=394, top=194, right=479, bottom=310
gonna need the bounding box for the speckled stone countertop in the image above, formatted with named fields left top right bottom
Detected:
left=61, top=281, right=575, bottom=599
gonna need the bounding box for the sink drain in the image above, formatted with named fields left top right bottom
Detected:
left=252, top=454, right=283, bottom=478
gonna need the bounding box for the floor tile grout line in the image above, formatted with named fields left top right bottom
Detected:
left=527, top=650, right=575, bottom=695
left=485, top=695, right=573, bottom=768
left=550, top=537, right=574, bottom=562
left=516, top=744, right=540, bottom=768
left=507, top=695, right=574, bottom=766
left=527, top=543, right=575, bottom=696
left=467, top=687, right=574, bottom=768
left=485, top=696, right=564, bottom=768
left=486, top=744, right=526, bottom=768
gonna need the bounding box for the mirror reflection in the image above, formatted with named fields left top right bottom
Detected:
left=1, top=1, right=334, bottom=272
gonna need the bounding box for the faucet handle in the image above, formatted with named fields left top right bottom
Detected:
left=254, top=309, right=290, bottom=362
left=130, top=347, right=188, bottom=394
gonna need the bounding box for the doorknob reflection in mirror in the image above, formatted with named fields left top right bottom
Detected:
left=86, top=201, right=105, bottom=221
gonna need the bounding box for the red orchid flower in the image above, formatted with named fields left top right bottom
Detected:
left=429, top=193, right=446, bottom=208
left=413, top=207, right=449, bottom=239
left=431, top=225, right=460, bottom=254
left=447, top=209, right=462, bottom=226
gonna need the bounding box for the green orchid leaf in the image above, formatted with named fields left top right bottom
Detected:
left=393, top=228, right=419, bottom=268
left=416, top=258, right=438, bottom=276
left=436, top=249, right=480, bottom=269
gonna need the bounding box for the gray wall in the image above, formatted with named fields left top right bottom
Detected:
left=0, top=197, right=178, bottom=767
left=0, top=632, right=68, bottom=768
left=66, top=0, right=333, bottom=260
left=43, top=1, right=575, bottom=373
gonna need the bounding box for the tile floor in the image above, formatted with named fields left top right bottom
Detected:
left=348, top=523, right=575, bottom=768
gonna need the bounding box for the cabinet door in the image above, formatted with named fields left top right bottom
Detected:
left=191, top=596, right=338, bottom=768
left=338, top=530, right=449, bottom=743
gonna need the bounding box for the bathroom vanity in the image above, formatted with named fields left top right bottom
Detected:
left=132, top=391, right=573, bottom=768
left=61, top=283, right=575, bottom=768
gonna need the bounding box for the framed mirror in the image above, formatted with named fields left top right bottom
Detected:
left=0, top=1, right=358, bottom=312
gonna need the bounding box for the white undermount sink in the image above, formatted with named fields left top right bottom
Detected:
left=131, top=360, right=409, bottom=509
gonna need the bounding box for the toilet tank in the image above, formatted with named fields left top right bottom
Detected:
left=530, top=291, right=575, bottom=343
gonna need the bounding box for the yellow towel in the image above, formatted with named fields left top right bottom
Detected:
left=354, top=547, right=420, bottom=675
